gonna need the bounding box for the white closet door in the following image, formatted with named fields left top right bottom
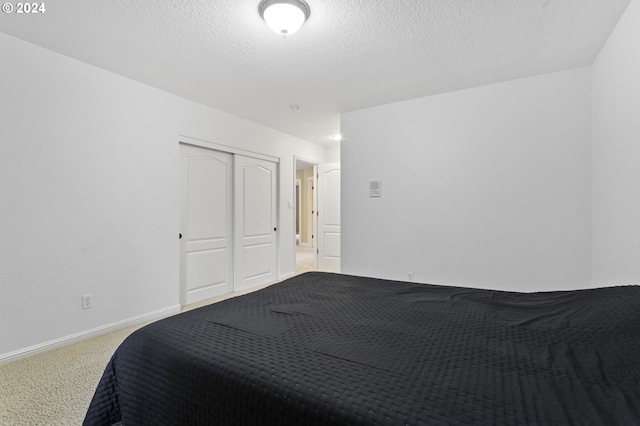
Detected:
left=179, top=144, right=233, bottom=305
left=318, top=163, right=341, bottom=272
left=234, top=155, right=278, bottom=291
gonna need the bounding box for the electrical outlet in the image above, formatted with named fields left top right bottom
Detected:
left=82, top=294, right=93, bottom=310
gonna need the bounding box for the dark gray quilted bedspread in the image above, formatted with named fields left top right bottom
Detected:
left=84, top=272, right=640, bottom=425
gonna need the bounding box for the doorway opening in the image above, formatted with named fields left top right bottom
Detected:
left=295, top=159, right=317, bottom=274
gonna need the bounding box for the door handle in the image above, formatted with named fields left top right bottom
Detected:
left=179, top=233, right=182, bottom=239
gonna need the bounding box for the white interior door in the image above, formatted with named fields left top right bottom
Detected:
left=234, top=155, right=278, bottom=291
left=179, top=144, right=233, bottom=305
left=318, top=163, right=341, bottom=272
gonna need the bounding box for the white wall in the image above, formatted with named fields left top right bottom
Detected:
left=325, top=144, right=341, bottom=163
left=0, top=33, right=326, bottom=360
left=591, top=0, right=640, bottom=286
left=341, top=68, right=592, bottom=292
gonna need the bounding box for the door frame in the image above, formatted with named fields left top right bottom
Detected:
left=293, top=156, right=318, bottom=268
left=295, top=178, right=302, bottom=245
left=306, top=176, right=315, bottom=249
left=180, top=135, right=279, bottom=163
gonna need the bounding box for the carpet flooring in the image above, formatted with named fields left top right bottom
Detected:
left=0, top=324, right=144, bottom=425
left=295, top=246, right=316, bottom=273
left=0, top=253, right=318, bottom=425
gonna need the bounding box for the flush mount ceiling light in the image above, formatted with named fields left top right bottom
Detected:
left=258, top=0, right=310, bottom=37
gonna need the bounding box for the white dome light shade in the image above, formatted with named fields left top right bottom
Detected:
left=259, top=0, right=310, bottom=37
left=264, top=4, right=304, bottom=35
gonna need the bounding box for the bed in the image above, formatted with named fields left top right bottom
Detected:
left=83, top=272, right=640, bottom=425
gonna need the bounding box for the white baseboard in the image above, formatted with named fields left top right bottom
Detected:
left=0, top=305, right=181, bottom=365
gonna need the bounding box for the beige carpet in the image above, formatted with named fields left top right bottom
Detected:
left=0, top=324, right=144, bottom=425
left=0, top=283, right=275, bottom=425
left=296, top=246, right=317, bottom=273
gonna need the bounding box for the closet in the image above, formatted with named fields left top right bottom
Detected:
left=179, top=142, right=278, bottom=305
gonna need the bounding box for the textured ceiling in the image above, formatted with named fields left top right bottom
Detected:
left=0, top=0, right=631, bottom=145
